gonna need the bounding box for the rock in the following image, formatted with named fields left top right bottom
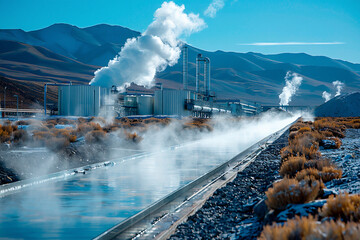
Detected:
left=253, top=198, right=268, bottom=219
left=322, top=188, right=338, bottom=198
left=276, top=200, right=327, bottom=222
left=321, top=139, right=337, bottom=149
left=264, top=210, right=278, bottom=224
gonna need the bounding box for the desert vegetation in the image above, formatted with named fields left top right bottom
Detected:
left=0, top=116, right=214, bottom=152
left=259, top=215, right=360, bottom=240
left=260, top=117, right=360, bottom=239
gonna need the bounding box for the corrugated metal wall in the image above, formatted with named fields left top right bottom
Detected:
left=58, top=85, right=109, bottom=116
left=137, top=95, right=154, bottom=115
left=154, top=90, right=193, bottom=116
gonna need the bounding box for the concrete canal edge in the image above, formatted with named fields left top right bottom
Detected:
left=95, top=119, right=297, bottom=240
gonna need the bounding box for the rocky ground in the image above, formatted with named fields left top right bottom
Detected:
left=322, top=129, right=360, bottom=194
left=170, top=130, right=289, bottom=240
left=170, top=128, right=360, bottom=240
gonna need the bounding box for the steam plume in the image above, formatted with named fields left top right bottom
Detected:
left=279, top=71, right=303, bottom=106
left=332, top=80, right=344, bottom=97
left=322, top=91, right=331, bottom=102
left=204, top=0, right=225, bottom=18
left=90, top=1, right=205, bottom=89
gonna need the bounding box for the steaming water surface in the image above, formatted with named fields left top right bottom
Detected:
left=0, top=115, right=296, bottom=239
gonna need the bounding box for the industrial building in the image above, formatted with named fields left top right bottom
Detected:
left=56, top=46, right=260, bottom=118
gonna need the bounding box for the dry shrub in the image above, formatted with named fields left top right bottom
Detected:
left=281, top=131, right=323, bottom=161
left=333, top=137, right=342, bottom=149
left=124, top=131, right=143, bottom=143
left=50, top=129, right=77, bottom=143
left=265, top=177, right=320, bottom=211
left=289, top=122, right=309, bottom=132
left=259, top=216, right=317, bottom=240
left=320, top=166, right=342, bottom=182
left=12, top=129, right=29, bottom=143
left=295, top=168, right=320, bottom=181
left=295, top=166, right=341, bottom=183
left=69, top=135, right=77, bottom=143
left=33, top=131, right=54, bottom=141
left=320, top=193, right=360, bottom=222
left=143, top=117, right=160, bottom=124
left=16, top=120, right=29, bottom=125
left=0, top=124, right=12, bottom=143
left=91, top=117, right=106, bottom=125
left=340, top=119, right=360, bottom=129
left=183, top=121, right=213, bottom=132
left=297, top=126, right=312, bottom=134
left=85, top=130, right=106, bottom=143
left=58, top=118, right=76, bottom=125
left=259, top=215, right=360, bottom=240
left=281, top=144, right=320, bottom=161
left=280, top=156, right=306, bottom=178
left=45, top=137, right=70, bottom=151
left=321, top=130, right=334, bottom=138
left=45, top=123, right=55, bottom=129
left=288, top=131, right=297, bottom=141
left=77, top=122, right=102, bottom=134
left=77, top=117, right=88, bottom=124
left=314, top=118, right=346, bottom=138
left=46, top=119, right=58, bottom=125
left=0, top=125, right=25, bottom=143
left=304, top=158, right=333, bottom=171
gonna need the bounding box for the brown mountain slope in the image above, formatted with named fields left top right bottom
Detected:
left=0, top=40, right=99, bottom=108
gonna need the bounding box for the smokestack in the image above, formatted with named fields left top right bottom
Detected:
left=204, top=57, right=210, bottom=96
left=195, top=54, right=211, bottom=96
left=182, top=45, right=188, bottom=90
left=196, top=54, right=201, bottom=94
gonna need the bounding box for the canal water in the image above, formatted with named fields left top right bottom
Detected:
left=0, top=116, right=296, bottom=239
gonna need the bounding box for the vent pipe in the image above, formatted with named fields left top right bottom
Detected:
left=195, top=54, right=211, bottom=96
left=182, top=45, right=188, bottom=90
left=205, top=57, right=210, bottom=96
left=196, top=54, right=201, bottom=94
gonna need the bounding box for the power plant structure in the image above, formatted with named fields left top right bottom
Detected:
left=56, top=46, right=261, bottom=118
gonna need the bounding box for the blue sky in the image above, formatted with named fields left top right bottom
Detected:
left=1, top=0, right=360, bottom=63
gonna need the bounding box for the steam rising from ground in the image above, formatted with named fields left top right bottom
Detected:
left=279, top=71, right=303, bottom=106
left=333, top=80, right=344, bottom=97
left=204, top=0, right=225, bottom=18
left=322, top=91, right=331, bottom=102
left=321, top=80, right=345, bottom=102
left=89, top=1, right=205, bottom=90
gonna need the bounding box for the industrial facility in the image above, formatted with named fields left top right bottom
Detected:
left=56, top=46, right=261, bottom=118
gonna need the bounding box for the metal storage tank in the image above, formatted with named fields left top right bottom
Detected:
left=154, top=90, right=194, bottom=116
left=58, top=85, right=110, bottom=116
left=124, top=96, right=137, bottom=107
left=137, top=95, right=154, bottom=115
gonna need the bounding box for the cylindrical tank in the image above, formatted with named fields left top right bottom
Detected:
left=137, top=95, right=154, bottom=115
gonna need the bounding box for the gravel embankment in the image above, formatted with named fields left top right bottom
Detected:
left=170, top=128, right=360, bottom=240
left=170, top=130, right=289, bottom=240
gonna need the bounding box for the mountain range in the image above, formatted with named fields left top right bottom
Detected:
left=0, top=23, right=359, bottom=107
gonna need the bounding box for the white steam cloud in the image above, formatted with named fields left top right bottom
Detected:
left=90, top=1, right=205, bottom=89
left=279, top=71, right=303, bottom=106
left=333, top=80, right=344, bottom=97
left=204, top=0, right=225, bottom=18
left=322, top=91, right=331, bottom=102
